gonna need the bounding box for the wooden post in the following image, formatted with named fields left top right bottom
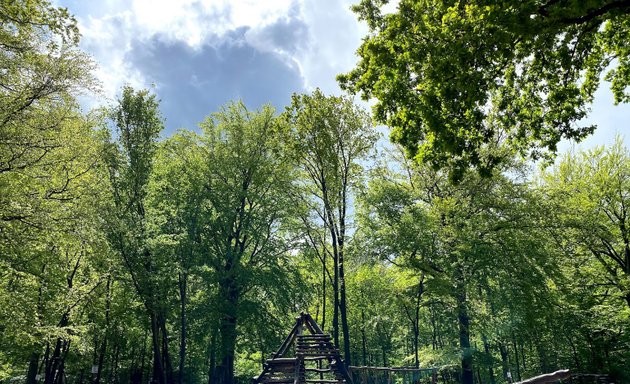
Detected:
left=432, top=368, right=437, bottom=384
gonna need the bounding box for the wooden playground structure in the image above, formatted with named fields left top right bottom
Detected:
left=252, top=313, right=612, bottom=384
left=252, top=313, right=440, bottom=384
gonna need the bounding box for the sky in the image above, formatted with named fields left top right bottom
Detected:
left=56, top=0, right=629, bottom=152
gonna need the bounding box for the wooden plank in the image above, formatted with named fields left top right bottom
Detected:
left=514, top=369, right=571, bottom=384
left=267, top=358, right=298, bottom=365
left=273, top=318, right=302, bottom=359
left=304, top=313, right=325, bottom=334
left=348, top=366, right=437, bottom=373
left=298, top=334, right=331, bottom=339
left=260, top=379, right=294, bottom=384
left=304, top=356, right=333, bottom=361
left=304, top=368, right=332, bottom=373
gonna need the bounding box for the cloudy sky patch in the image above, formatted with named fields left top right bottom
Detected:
left=57, top=0, right=628, bottom=148
left=57, top=0, right=365, bottom=135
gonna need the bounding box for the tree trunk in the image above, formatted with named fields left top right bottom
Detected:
left=44, top=313, right=69, bottom=384
left=150, top=312, right=166, bottom=384
left=511, top=331, right=521, bottom=381
left=483, top=334, right=496, bottom=384
left=456, top=268, right=473, bottom=384
left=339, top=245, right=351, bottom=366
left=332, top=246, right=340, bottom=348
left=26, top=351, right=40, bottom=384
left=160, top=315, right=175, bottom=384
left=430, top=303, right=437, bottom=350
left=322, top=253, right=326, bottom=332
left=178, top=272, right=187, bottom=384
left=361, top=308, right=367, bottom=366
left=213, top=269, right=239, bottom=384
left=27, top=265, right=47, bottom=384
left=207, top=326, right=217, bottom=384
left=95, top=276, right=111, bottom=384
left=499, top=342, right=509, bottom=382
left=413, top=274, right=424, bottom=368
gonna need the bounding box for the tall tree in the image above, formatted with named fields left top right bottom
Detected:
left=199, top=102, right=300, bottom=384
left=146, top=131, right=207, bottom=384
left=0, top=1, right=105, bottom=382
left=359, top=148, right=557, bottom=384
left=339, top=0, right=630, bottom=178
left=541, top=139, right=630, bottom=309
left=284, top=89, right=378, bottom=366
left=102, top=86, right=174, bottom=384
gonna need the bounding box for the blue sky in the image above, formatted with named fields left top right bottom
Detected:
left=57, top=0, right=629, bottom=153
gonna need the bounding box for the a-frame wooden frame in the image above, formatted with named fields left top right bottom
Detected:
left=252, top=313, right=353, bottom=384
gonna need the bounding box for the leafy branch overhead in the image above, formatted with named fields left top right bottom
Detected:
left=339, top=0, right=630, bottom=180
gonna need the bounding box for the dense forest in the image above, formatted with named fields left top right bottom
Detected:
left=1, top=1, right=629, bottom=384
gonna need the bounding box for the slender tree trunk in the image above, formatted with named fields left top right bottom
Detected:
left=95, top=276, right=112, bottom=384
left=26, top=351, right=40, bottom=384
left=94, top=327, right=108, bottom=384
left=178, top=271, right=187, bottom=384
left=499, top=343, right=510, bottom=382
left=323, top=185, right=340, bottom=349
left=41, top=343, right=50, bottom=381
left=134, top=325, right=148, bottom=384
left=413, top=274, right=424, bottom=368
left=338, top=244, right=351, bottom=366
left=361, top=308, right=367, bottom=366
left=512, top=331, right=521, bottom=381
left=322, top=252, right=326, bottom=332
left=430, top=303, right=437, bottom=350
left=338, top=182, right=352, bottom=367
left=483, top=335, right=495, bottom=384
left=208, top=326, right=217, bottom=384
left=150, top=312, right=166, bottom=384
left=456, top=266, right=473, bottom=384
left=160, top=315, right=175, bottom=384
left=44, top=313, right=69, bottom=384
left=27, top=265, right=47, bottom=384
left=332, top=246, right=340, bottom=348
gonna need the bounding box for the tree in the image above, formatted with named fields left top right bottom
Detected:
left=146, top=131, right=207, bottom=384
left=541, top=138, right=630, bottom=309
left=102, top=86, right=174, bottom=384
left=358, top=147, right=560, bottom=384
left=0, top=1, right=105, bottom=382
left=283, top=89, right=378, bottom=367
left=199, top=102, right=300, bottom=384
left=1, top=0, right=96, bottom=180
left=339, top=0, right=630, bottom=179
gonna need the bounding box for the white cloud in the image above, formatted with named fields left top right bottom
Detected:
left=56, top=0, right=629, bottom=149
left=295, top=0, right=366, bottom=94
left=63, top=0, right=304, bottom=102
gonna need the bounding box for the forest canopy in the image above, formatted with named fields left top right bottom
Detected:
left=339, top=0, right=630, bottom=180
left=1, top=1, right=629, bottom=384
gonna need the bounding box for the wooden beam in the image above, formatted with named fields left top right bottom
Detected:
left=514, top=369, right=571, bottom=384
left=273, top=317, right=302, bottom=359
left=348, top=366, right=437, bottom=373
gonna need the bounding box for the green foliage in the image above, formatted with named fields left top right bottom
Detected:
left=0, top=1, right=107, bottom=381
left=2, top=1, right=630, bottom=383
left=340, top=0, right=630, bottom=179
